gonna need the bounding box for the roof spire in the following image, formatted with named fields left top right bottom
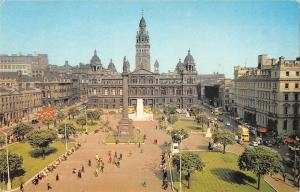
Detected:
left=94, top=49, right=97, bottom=56
left=188, top=49, right=190, bottom=54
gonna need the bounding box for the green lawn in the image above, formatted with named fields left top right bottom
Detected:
left=172, top=152, right=275, bottom=192
left=63, top=119, right=103, bottom=133
left=173, top=120, right=206, bottom=132
left=1, top=141, right=75, bottom=189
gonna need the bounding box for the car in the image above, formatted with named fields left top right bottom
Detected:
left=171, top=143, right=180, bottom=155
left=249, top=141, right=258, bottom=147
left=263, top=140, right=273, bottom=147
left=225, top=122, right=231, bottom=126
left=217, top=116, right=224, bottom=122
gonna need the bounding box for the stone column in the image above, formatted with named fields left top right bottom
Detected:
left=122, top=72, right=129, bottom=119
left=117, top=57, right=134, bottom=138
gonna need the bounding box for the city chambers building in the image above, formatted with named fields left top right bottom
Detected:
left=82, top=16, right=199, bottom=109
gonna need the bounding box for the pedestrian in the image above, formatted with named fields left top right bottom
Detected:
left=47, top=182, right=52, bottom=190
left=100, top=164, right=104, bottom=173
left=78, top=170, right=82, bottom=178
left=88, top=159, right=92, bottom=167
left=138, top=142, right=141, bottom=148
left=108, top=155, right=112, bottom=164
left=143, top=180, right=147, bottom=188
left=20, top=183, right=24, bottom=192
left=95, top=154, right=99, bottom=161
left=140, top=148, right=143, bottom=154
left=56, top=173, right=59, bottom=181
left=81, top=165, right=85, bottom=173
left=156, top=125, right=158, bottom=130
left=72, top=168, right=77, bottom=174
left=114, top=151, right=117, bottom=158
left=94, top=169, right=99, bottom=177
left=119, top=153, right=122, bottom=160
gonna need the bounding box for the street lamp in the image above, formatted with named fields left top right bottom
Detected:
left=64, top=123, right=68, bottom=153
left=175, top=133, right=184, bottom=192
left=0, top=130, right=11, bottom=191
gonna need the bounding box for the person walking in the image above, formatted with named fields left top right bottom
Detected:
left=88, top=159, right=92, bottom=167
left=108, top=154, right=112, bottom=164
left=114, top=151, right=117, bottom=158
left=47, top=182, right=52, bottom=190
left=119, top=153, right=122, bottom=160
left=20, top=183, right=24, bottom=192
left=81, top=165, right=85, bottom=173
left=56, top=173, right=59, bottom=181
left=78, top=170, right=82, bottom=178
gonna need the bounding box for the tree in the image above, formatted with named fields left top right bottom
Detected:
left=42, top=117, right=54, bottom=129
left=0, top=136, right=5, bottom=146
left=56, top=110, right=66, bottom=123
left=167, top=114, right=178, bottom=126
left=164, top=105, right=177, bottom=115
left=0, top=150, right=23, bottom=182
left=12, top=123, right=33, bottom=141
left=190, top=106, right=203, bottom=117
left=68, top=107, right=80, bottom=119
left=212, top=130, right=235, bottom=154
left=86, top=110, right=100, bottom=124
left=171, top=128, right=189, bottom=143
left=26, top=129, right=57, bottom=158
left=58, top=123, right=76, bottom=139
left=238, top=146, right=283, bottom=190
left=172, top=152, right=204, bottom=189
left=76, top=116, right=87, bottom=129
left=97, top=108, right=104, bottom=116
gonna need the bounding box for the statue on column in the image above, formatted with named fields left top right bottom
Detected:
left=123, top=56, right=130, bottom=74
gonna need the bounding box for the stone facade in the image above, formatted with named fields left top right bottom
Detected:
left=0, top=53, right=48, bottom=77
left=0, top=86, right=42, bottom=127
left=234, top=55, right=300, bottom=136
left=86, top=16, right=199, bottom=109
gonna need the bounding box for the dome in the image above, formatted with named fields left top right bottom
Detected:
left=139, top=16, right=146, bottom=28
left=90, top=50, right=101, bottom=65
left=108, top=59, right=117, bottom=72
left=184, top=49, right=194, bottom=64
left=176, top=59, right=185, bottom=72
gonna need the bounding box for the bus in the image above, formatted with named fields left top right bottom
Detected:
left=239, top=125, right=250, bottom=142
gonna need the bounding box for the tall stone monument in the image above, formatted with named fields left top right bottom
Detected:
left=117, top=57, right=134, bottom=138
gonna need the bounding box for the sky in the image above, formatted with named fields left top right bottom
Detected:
left=0, top=0, right=299, bottom=78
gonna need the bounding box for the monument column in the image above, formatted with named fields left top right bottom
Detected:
left=117, top=57, right=134, bottom=138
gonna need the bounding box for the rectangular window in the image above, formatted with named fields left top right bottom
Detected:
left=295, top=83, right=299, bottom=89
left=284, top=107, right=288, bottom=114
left=296, top=72, right=299, bottom=76
left=286, top=71, right=289, bottom=76
left=285, top=93, right=289, bottom=101
left=283, top=120, right=287, bottom=130
left=285, top=83, right=289, bottom=89
left=293, top=120, right=299, bottom=130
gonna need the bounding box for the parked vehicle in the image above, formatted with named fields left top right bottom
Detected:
left=225, top=122, right=231, bottom=126
left=171, top=143, right=179, bottom=155
left=217, top=116, right=224, bottom=122
left=249, top=140, right=259, bottom=147
left=263, top=140, right=273, bottom=147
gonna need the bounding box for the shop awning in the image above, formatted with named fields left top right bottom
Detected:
left=258, top=127, right=268, bottom=133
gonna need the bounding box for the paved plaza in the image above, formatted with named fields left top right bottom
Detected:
left=21, top=114, right=171, bottom=192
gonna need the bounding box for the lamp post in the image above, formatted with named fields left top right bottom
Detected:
left=64, top=123, right=68, bottom=152
left=0, top=130, right=11, bottom=191
left=175, top=133, right=184, bottom=192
